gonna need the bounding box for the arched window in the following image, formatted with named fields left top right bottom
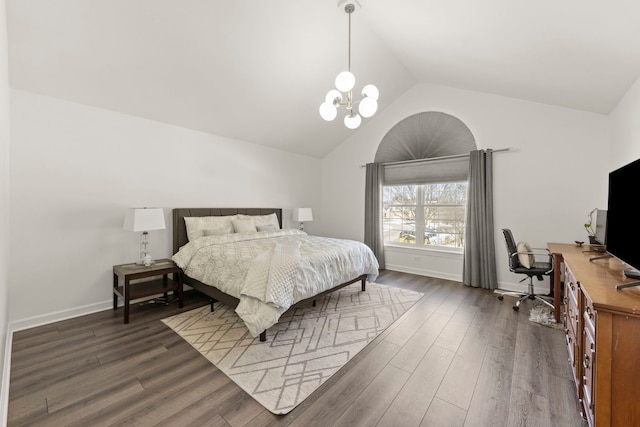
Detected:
left=374, top=112, right=476, bottom=249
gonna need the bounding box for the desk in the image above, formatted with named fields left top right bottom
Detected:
left=547, top=243, right=603, bottom=322
left=547, top=243, right=568, bottom=322
left=546, top=242, right=640, bottom=426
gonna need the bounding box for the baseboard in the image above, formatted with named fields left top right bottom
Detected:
left=385, top=264, right=462, bottom=282
left=8, top=299, right=113, bottom=333
left=385, top=266, right=550, bottom=295
left=1, top=326, right=12, bottom=427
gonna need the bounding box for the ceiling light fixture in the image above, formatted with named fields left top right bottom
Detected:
left=319, top=2, right=378, bottom=129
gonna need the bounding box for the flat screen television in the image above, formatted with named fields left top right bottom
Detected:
left=604, top=158, right=640, bottom=288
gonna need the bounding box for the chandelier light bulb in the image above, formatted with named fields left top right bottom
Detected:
left=361, top=84, right=379, bottom=101
left=319, top=102, right=338, bottom=121
left=344, top=112, right=362, bottom=129
left=359, top=97, right=378, bottom=118
left=335, top=71, right=355, bottom=92
left=325, top=89, right=343, bottom=105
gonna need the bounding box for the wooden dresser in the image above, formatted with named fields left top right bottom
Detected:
left=548, top=243, right=640, bottom=427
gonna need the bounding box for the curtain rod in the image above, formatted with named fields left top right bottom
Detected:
left=360, top=147, right=512, bottom=168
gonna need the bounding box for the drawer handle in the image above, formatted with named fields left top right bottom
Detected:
left=583, top=353, right=590, bottom=369
left=585, top=305, right=594, bottom=320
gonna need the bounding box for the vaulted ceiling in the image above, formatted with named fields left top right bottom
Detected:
left=7, top=0, right=640, bottom=158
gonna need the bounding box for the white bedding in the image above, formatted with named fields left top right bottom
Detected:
left=172, top=229, right=379, bottom=337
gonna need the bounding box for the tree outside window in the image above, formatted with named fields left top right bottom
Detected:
left=383, top=182, right=467, bottom=248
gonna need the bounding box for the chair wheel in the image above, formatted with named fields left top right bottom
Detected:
left=513, top=306, right=519, bottom=311
left=498, top=295, right=504, bottom=301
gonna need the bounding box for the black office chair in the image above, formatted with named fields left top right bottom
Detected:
left=498, top=228, right=554, bottom=311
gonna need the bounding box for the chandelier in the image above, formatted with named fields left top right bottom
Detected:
left=319, top=2, right=379, bottom=129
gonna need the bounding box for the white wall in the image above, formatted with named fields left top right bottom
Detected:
left=319, top=82, right=610, bottom=290
left=1, top=0, right=10, bottom=421
left=8, top=90, right=321, bottom=326
left=610, top=76, right=640, bottom=169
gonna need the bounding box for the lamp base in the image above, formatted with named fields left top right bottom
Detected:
left=137, top=254, right=155, bottom=267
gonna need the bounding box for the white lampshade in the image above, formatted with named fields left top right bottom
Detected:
left=344, top=112, right=361, bottom=129
left=123, top=208, right=166, bottom=232
left=292, top=208, right=313, bottom=222
left=325, top=89, right=343, bottom=105
left=319, top=102, right=338, bottom=121
left=335, top=71, right=355, bottom=92
left=361, top=84, right=379, bottom=101
left=359, top=97, right=378, bottom=118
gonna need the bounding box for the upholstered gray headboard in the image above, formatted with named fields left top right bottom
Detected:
left=172, top=208, right=283, bottom=254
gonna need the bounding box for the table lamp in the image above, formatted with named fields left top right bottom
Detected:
left=123, top=207, right=166, bottom=266
left=293, top=208, right=313, bottom=231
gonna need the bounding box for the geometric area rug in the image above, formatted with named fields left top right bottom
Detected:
left=161, top=282, right=424, bottom=414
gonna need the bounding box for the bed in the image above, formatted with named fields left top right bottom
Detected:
left=171, top=208, right=380, bottom=341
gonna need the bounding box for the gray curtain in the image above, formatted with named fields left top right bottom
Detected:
left=463, top=149, right=497, bottom=289
left=364, top=163, right=385, bottom=269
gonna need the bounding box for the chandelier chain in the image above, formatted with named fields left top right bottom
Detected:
left=347, top=5, right=352, bottom=72
left=347, top=6, right=352, bottom=110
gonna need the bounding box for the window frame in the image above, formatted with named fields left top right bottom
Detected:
left=383, top=181, right=468, bottom=253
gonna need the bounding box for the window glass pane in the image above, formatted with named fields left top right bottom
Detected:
left=383, top=182, right=466, bottom=248
left=422, top=182, right=467, bottom=248
left=383, top=185, right=417, bottom=245
left=383, top=186, right=401, bottom=204
left=382, top=206, right=402, bottom=243
left=403, top=185, right=417, bottom=204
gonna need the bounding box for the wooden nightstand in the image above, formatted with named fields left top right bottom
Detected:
left=112, top=258, right=183, bottom=324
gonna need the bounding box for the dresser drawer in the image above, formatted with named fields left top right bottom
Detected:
left=563, top=265, right=581, bottom=388
left=583, top=293, right=596, bottom=338
left=564, top=264, right=579, bottom=302
left=565, top=277, right=580, bottom=341
left=566, top=321, right=578, bottom=385
left=582, top=323, right=596, bottom=427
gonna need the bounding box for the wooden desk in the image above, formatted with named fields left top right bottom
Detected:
left=547, top=243, right=610, bottom=322
left=546, top=243, right=640, bottom=426
left=547, top=243, right=570, bottom=322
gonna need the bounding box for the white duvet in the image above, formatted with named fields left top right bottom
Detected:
left=172, top=229, right=379, bottom=337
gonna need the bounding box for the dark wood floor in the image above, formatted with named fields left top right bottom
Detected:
left=7, top=270, right=586, bottom=426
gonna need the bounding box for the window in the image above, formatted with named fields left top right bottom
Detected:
left=383, top=182, right=468, bottom=249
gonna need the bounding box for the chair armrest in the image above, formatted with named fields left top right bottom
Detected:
left=531, top=247, right=551, bottom=253
left=513, top=249, right=550, bottom=256
left=512, top=249, right=553, bottom=263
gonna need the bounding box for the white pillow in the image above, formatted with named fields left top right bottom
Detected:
left=202, top=227, right=232, bottom=237
left=184, top=215, right=237, bottom=241
left=232, top=218, right=257, bottom=234
left=238, top=213, right=280, bottom=230
left=517, top=241, right=535, bottom=269
left=257, top=224, right=276, bottom=232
